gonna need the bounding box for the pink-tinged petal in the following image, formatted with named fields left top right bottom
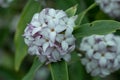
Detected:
left=43, top=42, right=49, bottom=52
left=105, top=52, right=115, bottom=59
left=49, top=8, right=56, bottom=17
left=63, top=54, right=71, bottom=62
left=99, top=57, right=107, bottom=67
left=55, top=25, right=66, bottom=33
left=32, top=27, right=41, bottom=35
left=93, top=52, right=101, bottom=59
left=50, top=31, right=56, bottom=42
left=62, top=41, right=68, bottom=51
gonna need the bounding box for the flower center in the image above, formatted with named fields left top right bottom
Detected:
left=46, top=39, right=49, bottom=42
left=101, top=53, right=105, bottom=57
left=51, top=28, right=55, bottom=32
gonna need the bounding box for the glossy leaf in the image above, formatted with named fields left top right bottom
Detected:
left=22, top=57, right=43, bottom=80
left=74, top=20, right=120, bottom=39
left=49, top=60, right=69, bottom=80
left=14, top=0, right=41, bottom=71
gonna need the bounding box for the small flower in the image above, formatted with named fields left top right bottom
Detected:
left=23, top=8, right=76, bottom=64
left=95, top=0, right=120, bottom=19
left=80, top=34, right=120, bottom=77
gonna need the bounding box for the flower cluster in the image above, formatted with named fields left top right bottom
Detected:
left=80, top=34, right=120, bottom=77
left=23, top=8, right=76, bottom=64
left=95, top=0, right=120, bottom=19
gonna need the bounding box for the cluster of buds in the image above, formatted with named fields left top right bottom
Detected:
left=23, top=8, right=77, bottom=64
left=80, top=34, right=120, bottom=77
left=95, top=0, right=120, bottom=19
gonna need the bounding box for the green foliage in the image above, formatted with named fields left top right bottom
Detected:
left=69, top=61, right=91, bottom=80
left=74, top=20, right=120, bottom=39
left=75, top=3, right=97, bottom=25
left=49, top=60, right=69, bottom=80
left=14, top=0, right=41, bottom=71
left=22, top=57, right=43, bottom=80
left=65, top=4, right=77, bottom=17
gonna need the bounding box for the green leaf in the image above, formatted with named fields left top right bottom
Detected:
left=74, top=20, right=120, bottom=39
left=22, top=57, right=43, bottom=80
left=65, top=4, right=77, bottom=17
left=14, top=0, right=41, bottom=71
left=69, top=61, right=92, bottom=80
left=49, top=60, right=69, bottom=80
left=75, top=3, right=97, bottom=25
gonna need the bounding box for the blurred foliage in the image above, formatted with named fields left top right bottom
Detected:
left=0, top=0, right=120, bottom=80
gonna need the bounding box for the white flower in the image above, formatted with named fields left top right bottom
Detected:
left=23, top=8, right=76, bottom=64
left=95, top=0, right=120, bottom=19
left=80, top=34, right=120, bottom=77
left=46, top=8, right=67, bottom=24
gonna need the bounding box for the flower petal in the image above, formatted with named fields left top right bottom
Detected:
left=81, top=58, right=89, bottom=65
left=50, top=31, right=56, bottom=42
left=63, top=54, right=71, bottom=62
left=48, top=8, right=56, bottom=17
left=62, top=41, right=68, bottom=51
left=105, top=52, right=115, bottom=59
left=43, top=42, right=49, bottom=52
left=86, top=49, right=94, bottom=58
left=32, top=27, right=41, bottom=35
left=56, top=34, right=64, bottom=42
left=99, top=57, right=107, bottom=67
left=91, top=68, right=100, bottom=76
left=56, top=10, right=66, bottom=18
left=65, top=36, right=75, bottom=45
left=28, top=46, right=40, bottom=55
left=52, top=49, right=60, bottom=60
left=93, top=52, right=101, bottom=59
left=55, top=25, right=66, bottom=33
left=65, top=26, right=73, bottom=36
